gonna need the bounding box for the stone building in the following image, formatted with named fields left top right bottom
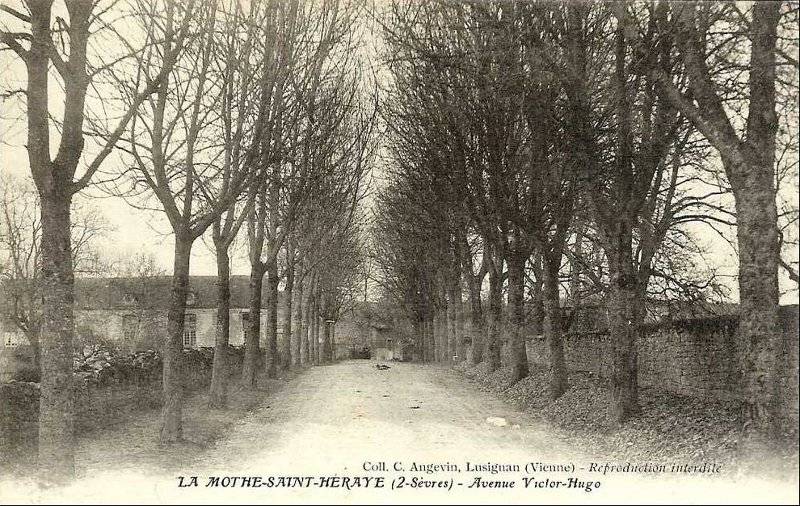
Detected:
left=1, top=276, right=292, bottom=358
left=0, top=276, right=402, bottom=373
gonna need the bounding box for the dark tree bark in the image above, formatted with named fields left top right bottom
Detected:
left=320, top=298, right=331, bottom=363
left=38, top=189, right=75, bottom=479
left=542, top=253, right=568, bottom=399
left=160, top=233, right=192, bottom=443
left=3, top=0, right=176, bottom=480
left=467, top=284, right=485, bottom=365
left=418, top=317, right=425, bottom=362
left=657, top=1, right=783, bottom=438
left=265, top=258, right=279, bottom=378
left=241, top=263, right=265, bottom=388
left=569, top=223, right=585, bottom=305
left=461, top=238, right=486, bottom=364
left=322, top=317, right=333, bottom=363
left=311, top=296, right=320, bottom=365
left=507, top=250, right=529, bottom=382
left=530, top=254, right=545, bottom=336
left=447, top=280, right=462, bottom=363
left=435, top=291, right=448, bottom=362
left=607, top=239, right=641, bottom=422
left=293, top=272, right=303, bottom=367
left=426, top=316, right=435, bottom=363
left=282, top=260, right=294, bottom=369
left=484, top=257, right=503, bottom=373
left=300, top=279, right=312, bottom=365
left=209, top=244, right=231, bottom=408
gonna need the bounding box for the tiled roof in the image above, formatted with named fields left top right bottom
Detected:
left=74, top=275, right=287, bottom=310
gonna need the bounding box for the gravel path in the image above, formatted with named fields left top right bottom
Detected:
left=3, top=361, right=796, bottom=504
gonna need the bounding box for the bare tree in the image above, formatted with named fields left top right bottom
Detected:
left=206, top=0, right=262, bottom=409
left=653, top=1, right=787, bottom=439
left=119, top=0, right=255, bottom=442
left=0, top=0, right=189, bottom=479
left=0, top=174, right=110, bottom=367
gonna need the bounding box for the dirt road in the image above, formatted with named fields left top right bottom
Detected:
left=4, top=361, right=797, bottom=504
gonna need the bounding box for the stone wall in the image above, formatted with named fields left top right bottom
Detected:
left=0, top=347, right=239, bottom=467
left=525, top=305, right=799, bottom=423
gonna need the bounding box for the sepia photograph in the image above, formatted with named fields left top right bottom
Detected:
left=0, top=0, right=798, bottom=504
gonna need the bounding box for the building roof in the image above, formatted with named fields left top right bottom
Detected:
left=74, top=275, right=288, bottom=310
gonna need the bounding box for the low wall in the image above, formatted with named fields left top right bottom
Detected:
left=525, top=305, right=799, bottom=423
left=0, top=346, right=245, bottom=466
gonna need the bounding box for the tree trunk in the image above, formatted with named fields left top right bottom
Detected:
left=327, top=321, right=336, bottom=362
left=282, top=262, right=294, bottom=369
left=543, top=255, right=568, bottom=399
left=440, top=309, right=447, bottom=362
left=209, top=245, right=231, bottom=408
left=293, top=276, right=303, bottom=367
left=311, top=298, right=320, bottom=365
left=731, top=159, right=781, bottom=438
left=661, top=0, right=782, bottom=441
left=160, top=234, right=192, bottom=443
left=607, top=242, right=640, bottom=424
left=507, top=252, right=528, bottom=382
left=301, top=285, right=311, bottom=365
left=241, top=263, right=265, bottom=388
left=322, top=315, right=332, bottom=364
left=456, top=293, right=466, bottom=363
left=468, top=286, right=485, bottom=365
left=412, top=317, right=423, bottom=361
left=265, top=259, right=279, bottom=378
left=484, top=266, right=503, bottom=372
left=435, top=312, right=441, bottom=362
left=530, top=254, right=545, bottom=335
left=37, top=191, right=75, bottom=480
left=448, top=282, right=462, bottom=363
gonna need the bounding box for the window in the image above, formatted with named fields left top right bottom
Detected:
left=122, top=314, right=138, bottom=340
left=183, top=313, right=197, bottom=348
left=186, top=291, right=197, bottom=306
